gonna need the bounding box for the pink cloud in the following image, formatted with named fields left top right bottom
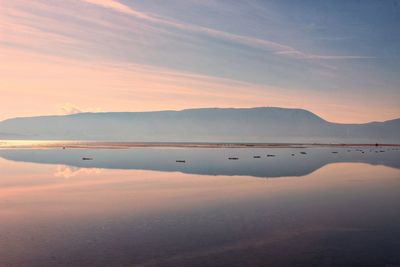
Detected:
left=80, top=0, right=372, bottom=60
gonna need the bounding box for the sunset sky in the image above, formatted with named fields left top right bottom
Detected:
left=1, top=0, right=399, bottom=123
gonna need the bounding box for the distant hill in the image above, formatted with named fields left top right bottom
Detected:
left=0, top=107, right=399, bottom=143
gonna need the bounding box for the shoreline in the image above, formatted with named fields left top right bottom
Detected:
left=1, top=140, right=399, bottom=149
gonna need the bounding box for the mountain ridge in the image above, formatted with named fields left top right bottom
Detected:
left=1, top=107, right=325, bottom=122
left=0, top=107, right=399, bottom=143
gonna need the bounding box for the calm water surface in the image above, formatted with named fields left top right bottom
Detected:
left=0, top=146, right=399, bottom=267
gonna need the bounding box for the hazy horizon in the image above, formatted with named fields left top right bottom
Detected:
left=1, top=107, right=399, bottom=143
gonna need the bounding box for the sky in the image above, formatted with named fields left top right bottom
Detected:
left=1, top=0, right=399, bottom=123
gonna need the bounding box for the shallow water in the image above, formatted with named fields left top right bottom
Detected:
left=0, top=146, right=399, bottom=267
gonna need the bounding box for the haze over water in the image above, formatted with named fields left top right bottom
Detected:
left=1, top=145, right=399, bottom=267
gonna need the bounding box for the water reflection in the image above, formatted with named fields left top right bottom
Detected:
left=0, top=147, right=400, bottom=267
left=54, top=165, right=102, bottom=178
left=0, top=146, right=399, bottom=178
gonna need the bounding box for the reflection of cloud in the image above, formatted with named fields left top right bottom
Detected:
left=58, top=103, right=103, bottom=115
left=54, top=165, right=102, bottom=178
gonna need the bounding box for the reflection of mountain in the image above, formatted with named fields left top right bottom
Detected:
left=0, top=147, right=399, bottom=178
left=1, top=107, right=399, bottom=143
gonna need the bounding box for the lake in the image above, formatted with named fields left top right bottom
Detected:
left=0, top=145, right=399, bottom=266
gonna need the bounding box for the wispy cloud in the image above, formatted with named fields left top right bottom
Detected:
left=58, top=103, right=103, bottom=115
left=81, top=0, right=371, bottom=60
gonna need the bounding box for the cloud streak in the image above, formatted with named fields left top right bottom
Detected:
left=81, top=0, right=371, bottom=60
left=58, top=103, right=103, bottom=115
